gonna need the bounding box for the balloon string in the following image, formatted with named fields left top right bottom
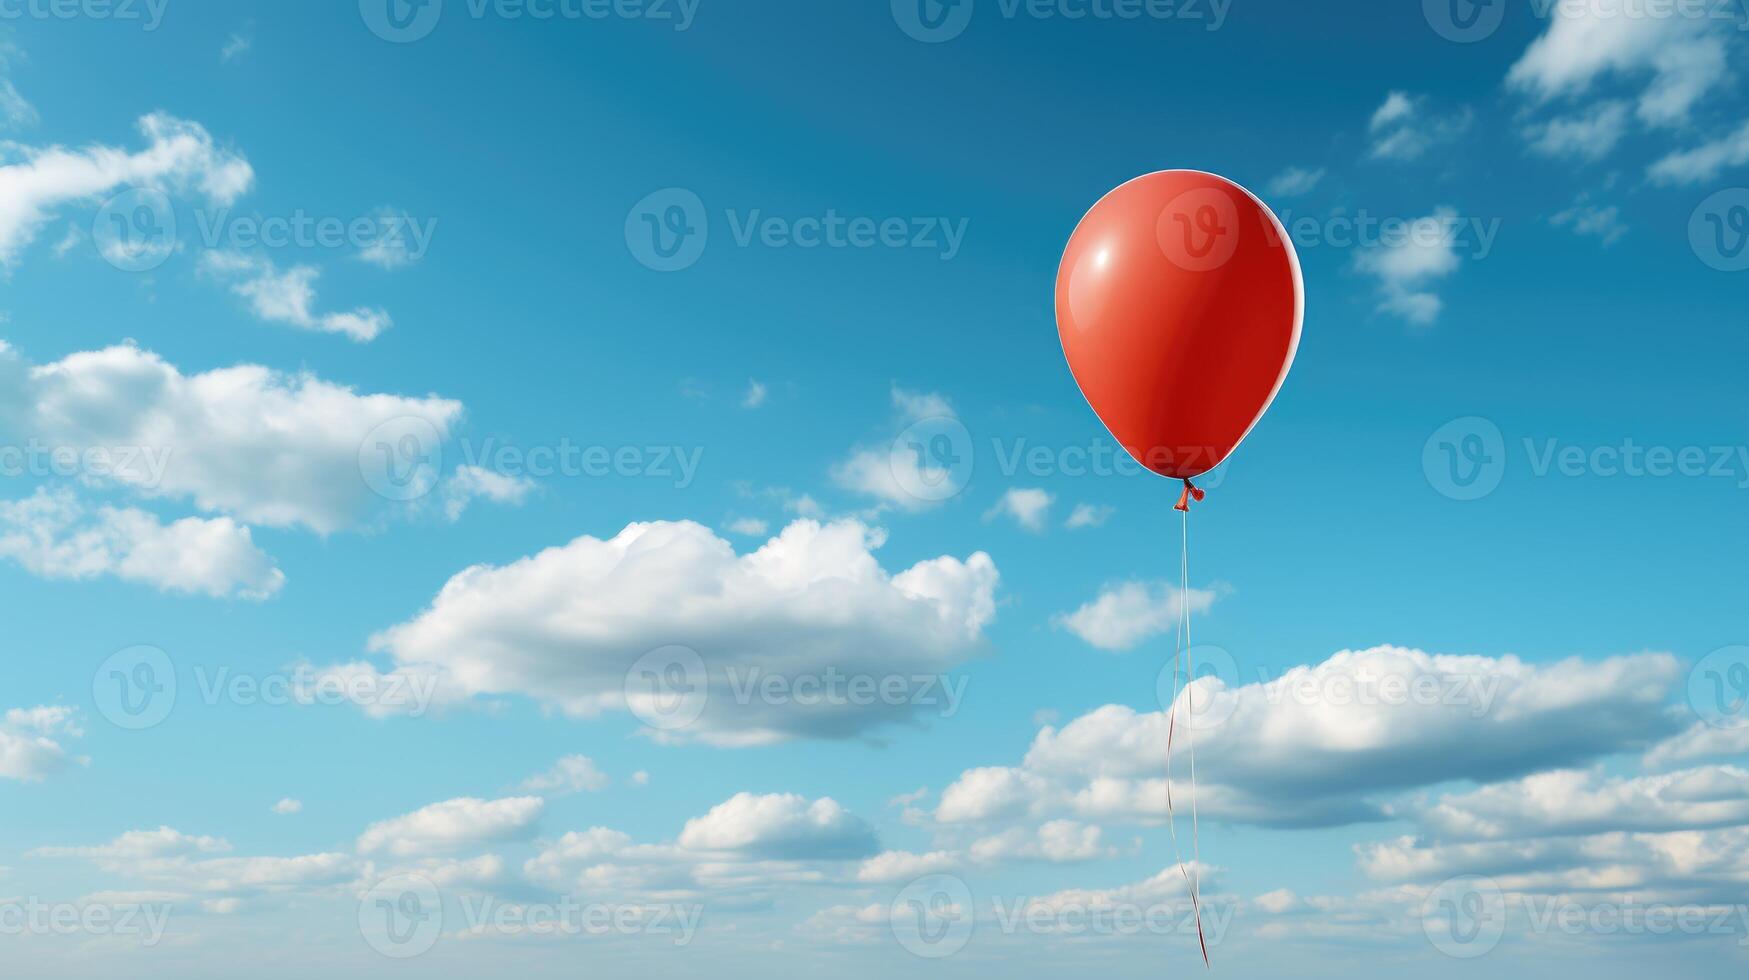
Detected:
left=1165, top=501, right=1209, bottom=967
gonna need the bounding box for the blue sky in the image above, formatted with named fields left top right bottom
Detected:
left=1, top=1, right=1748, bottom=976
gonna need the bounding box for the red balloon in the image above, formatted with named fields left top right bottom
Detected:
left=1056, top=170, right=1302, bottom=483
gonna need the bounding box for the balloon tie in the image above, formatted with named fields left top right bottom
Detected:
left=1173, top=478, right=1205, bottom=513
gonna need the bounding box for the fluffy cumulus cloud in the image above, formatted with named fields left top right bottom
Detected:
left=1507, top=2, right=1734, bottom=128
left=1408, top=766, right=1749, bottom=841
left=1053, top=581, right=1217, bottom=652
left=355, top=796, right=544, bottom=857
left=832, top=385, right=965, bottom=511
left=438, top=464, right=534, bottom=521
left=935, top=646, right=1683, bottom=829
left=0, top=487, right=283, bottom=598
left=1353, top=207, right=1463, bottom=326
left=519, top=754, right=609, bottom=796
left=199, top=250, right=390, bottom=342
left=985, top=487, right=1053, bottom=531
left=1649, top=118, right=1749, bottom=185
left=524, top=792, right=881, bottom=905
left=0, top=341, right=463, bottom=534
left=1367, top=92, right=1472, bottom=162
left=369, top=518, right=997, bottom=744
left=0, top=705, right=83, bottom=782
left=677, top=793, right=878, bottom=860
left=855, top=849, right=958, bottom=883
left=31, top=826, right=356, bottom=911
left=0, top=112, right=252, bottom=266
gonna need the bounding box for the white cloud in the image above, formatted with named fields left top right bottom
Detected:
left=0, top=488, right=283, bottom=599
left=855, top=849, right=957, bottom=883
left=968, top=820, right=1110, bottom=863
left=32, top=826, right=229, bottom=864
left=220, top=32, right=252, bottom=64
left=271, top=798, right=302, bottom=815
left=724, top=517, right=769, bottom=536
left=678, top=792, right=878, bottom=860
left=1551, top=202, right=1628, bottom=247
left=1053, top=581, right=1217, bottom=652
left=1523, top=101, right=1631, bottom=161
left=832, top=386, right=964, bottom=511
left=368, top=518, right=997, bottom=744
left=439, top=465, right=534, bottom=522
left=1410, top=766, right=1749, bottom=841
left=1367, top=93, right=1472, bottom=162
left=0, top=112, right=251, bottom=267
left=1507, top=5, right=1733, bottom=127
left=1645, top=720, right=1749, bottom=768
left=0, top=705, right=82, bottom=782
left=935, top=647, right=1683, bottom=829
left=889, top=384, right=953, bottom=422
left=1064, top=503, right=1113, bottom=529
left=1354, top=207, right=1463, bottom=326
left=741, top=379, right=767, bottom=409
left=353, top=207, right=427, bottom=268
left=1266, top=166, right=1324, bottom=197
left=0, top=341, right=463, bottom=534
left=1648, top=118, right=1749, bottom=185
left=519, top=755, right=608, bottom=796
left=984, top=487, right=1053, bottom=532
left=200, top=250, right=390, bottom=341
left=355, top=796, right=544, bottom=857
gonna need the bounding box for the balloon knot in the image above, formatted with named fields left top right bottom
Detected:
left=1174, top=478, right=1205, bottom=512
